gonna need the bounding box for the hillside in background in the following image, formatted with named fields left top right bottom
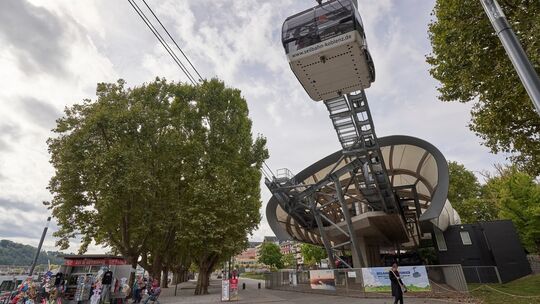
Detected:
left=0, top=240, right=65, bottom=265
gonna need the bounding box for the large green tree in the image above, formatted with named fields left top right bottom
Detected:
left=175, top=79, right=268, bottom=295
left=448, top=161, right=498, bottom=223
left=483, top=166, right=540, bottom=253
left=448, top=161, right=482, bottom=205
left=48, top=78, right=193, bottom=274
left=300, top=243, right=326, bottom=269
left=281, top=253, right=296, bottom=269
left=428, top=0, right=540, bottom=174
left=258, top=242, right=283, bottom=269
left=48, top=78, right=267, bottom=294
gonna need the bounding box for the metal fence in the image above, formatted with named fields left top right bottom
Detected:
left=527, top=255, right=540, bottom=274
left=462, top=266, right=501, bottom=284
left=264, top=264, right=468, bottom=298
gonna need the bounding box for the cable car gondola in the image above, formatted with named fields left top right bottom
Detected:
left=282, top=0, right=375, bottom=101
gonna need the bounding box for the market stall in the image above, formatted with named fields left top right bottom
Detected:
left=57, top=255, right=132, bottom=304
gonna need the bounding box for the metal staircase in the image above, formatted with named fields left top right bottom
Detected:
left=395, top=185, right=423, bottom=247
left=265, top=90, right=417, bottom=268
left=324, top=91, right=397, bottom=213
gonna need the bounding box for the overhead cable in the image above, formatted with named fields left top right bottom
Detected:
left=127, top=0, right=198, bottom=85
left=140, top=0, right=204, bottom=82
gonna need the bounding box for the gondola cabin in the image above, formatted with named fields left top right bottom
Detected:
left=282, top=0, right=375, bottom=101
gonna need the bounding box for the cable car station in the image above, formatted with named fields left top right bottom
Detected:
left=265, top=0, right=530, bottom=278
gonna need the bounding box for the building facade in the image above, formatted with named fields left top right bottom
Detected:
left=435, top=220, right=532, bottom=283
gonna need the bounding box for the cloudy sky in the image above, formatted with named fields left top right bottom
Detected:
left=0, top=0, right=507, bottom=253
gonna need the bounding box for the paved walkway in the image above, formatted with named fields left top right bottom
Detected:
left=152, top=279, right=477, bottom=304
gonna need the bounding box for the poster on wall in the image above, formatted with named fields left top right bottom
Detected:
left=362, top=266, right=431, bottom=292
left=309, top=270, right=336, bottom=290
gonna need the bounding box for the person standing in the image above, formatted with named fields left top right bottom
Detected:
left=132, top=276, right=143, bottom=304
left=389, top=262, right=406, bottom=304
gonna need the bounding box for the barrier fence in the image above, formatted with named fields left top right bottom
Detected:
left=462, top=266, right=501, bottom=284
left=527, top=255, right=540, bottom=274
left=264, top=265, right=468, bottom=299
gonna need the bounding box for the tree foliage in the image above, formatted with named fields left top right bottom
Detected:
left=178, top=79, right=268, bottom=294
left=258, top=242, right=283, bottom=269
left=47, top=78, right=268, bottom=294
left=428, top=0, right=540, bottom=174
left=0, top=240, right=65, bottom=266
left=48, top=79, right=178, bottom=268
left=281, top=253, right=296, bottom=269
left=448, top=161, right=482, bottom=204
left=300, top=243, right=326, bottom=268
left=482, top=166, right=540, bottom=253
left=448, top=161, right=498, bottom=223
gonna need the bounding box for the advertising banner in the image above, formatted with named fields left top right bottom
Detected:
left=221, top=279, right=229, bottom=301
left=361, top=266, right=431, bottom=292
left=229, top=278, right=239, bottom=301
left=64, top=258, right=127, bottom=266
left=309, top=270, right=336, bottom=290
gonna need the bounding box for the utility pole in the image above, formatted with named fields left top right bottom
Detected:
left=28, top=217, right=51, bottom=276
left=479, top=0, right=540, bottom=116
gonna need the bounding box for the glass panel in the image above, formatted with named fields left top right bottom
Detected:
left=434, top=228, right=447, bottom=251
left=0, top=281, right=12, bottom=292
left=282, top=9, right=316, bottom=53
left=315, top=0, right=354, bottom=41
left=460, top=231, right=472, bottom=245
left=282, top=0, right=357, bottom=53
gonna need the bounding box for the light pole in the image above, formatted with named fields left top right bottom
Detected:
left=28, top=216, right=51, bottom=276
left=479, top=0, right=540, bottom=116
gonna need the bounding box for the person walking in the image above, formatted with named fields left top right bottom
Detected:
left=389, top=262, right=406, bottom=304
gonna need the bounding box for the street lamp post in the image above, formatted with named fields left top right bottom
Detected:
left=28, top=217, right=51, bottom=276
left=479, top=0, right=540, bottom=116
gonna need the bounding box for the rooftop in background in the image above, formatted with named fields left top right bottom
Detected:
left=56, top=254, right=128, bottom=266
left=248, top=241, right=262, bottom=248
left=263, top=236, right=279, bottom=243
left=57, top=254, right=124, bottom=259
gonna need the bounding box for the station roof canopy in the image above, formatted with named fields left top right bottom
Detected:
left=266, top=135, right=450, bottom=244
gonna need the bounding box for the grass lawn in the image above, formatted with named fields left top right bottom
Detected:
left=469, top=274, right=540, bottom=304
left=240, top=272, right=266, bottom=280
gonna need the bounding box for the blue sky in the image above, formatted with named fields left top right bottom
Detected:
left=0, top=0, right=507, bottom=253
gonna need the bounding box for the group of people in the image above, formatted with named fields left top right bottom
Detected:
left=131, top=276, right=161, bottom=304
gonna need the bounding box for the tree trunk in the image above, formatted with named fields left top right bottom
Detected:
left=194, top=254, right=218, bottom=295
left=127, top=256, right=139, bottom=288
left=161, top=266, right=168, bottom=288
left=172, top=272, right=179, bottom=285
left=194, top=267, right=210, bottom=295
left=171, top=264, right=189, bottom=285
left=151, top=254, right=163, bottom=283
left=181, top=269, right=189, bottom=282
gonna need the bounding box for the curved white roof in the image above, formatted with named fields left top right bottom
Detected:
left=266, top=135, right=459, bottom=246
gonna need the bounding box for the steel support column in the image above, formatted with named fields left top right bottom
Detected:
left=312, top=204, right=336, bottom=268
left=333, top=176, right=365, bottom=268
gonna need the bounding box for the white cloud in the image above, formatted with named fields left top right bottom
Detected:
left=0, top=0, right=510, bottom=250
